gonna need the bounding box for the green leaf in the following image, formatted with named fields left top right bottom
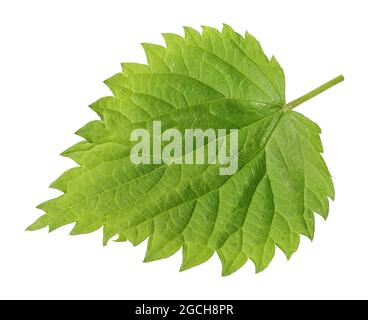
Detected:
left=29, top=25, right=343, bottom=275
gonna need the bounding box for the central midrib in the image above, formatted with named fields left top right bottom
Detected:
left=68, top=110, right=286, bottom=243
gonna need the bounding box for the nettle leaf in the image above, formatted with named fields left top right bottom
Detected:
left=29, top=25, right=343, bottom=275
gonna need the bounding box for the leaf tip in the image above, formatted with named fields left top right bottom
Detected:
left=143, top=255, right=153, bottom=263
left=221, top=23, right=233, bottom=33
left=26, top=214, right=49, bottom=232
left=220, top=269, right=233, bottom=277
left=254, top=265, right=266, bottom=274
left=179, top=264, right=188, bottom=272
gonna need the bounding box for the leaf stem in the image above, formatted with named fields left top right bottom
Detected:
left=286, top=75, right=344, bottom=109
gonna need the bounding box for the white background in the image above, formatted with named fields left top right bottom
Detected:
left=0, top=0, right=367, bottom=300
